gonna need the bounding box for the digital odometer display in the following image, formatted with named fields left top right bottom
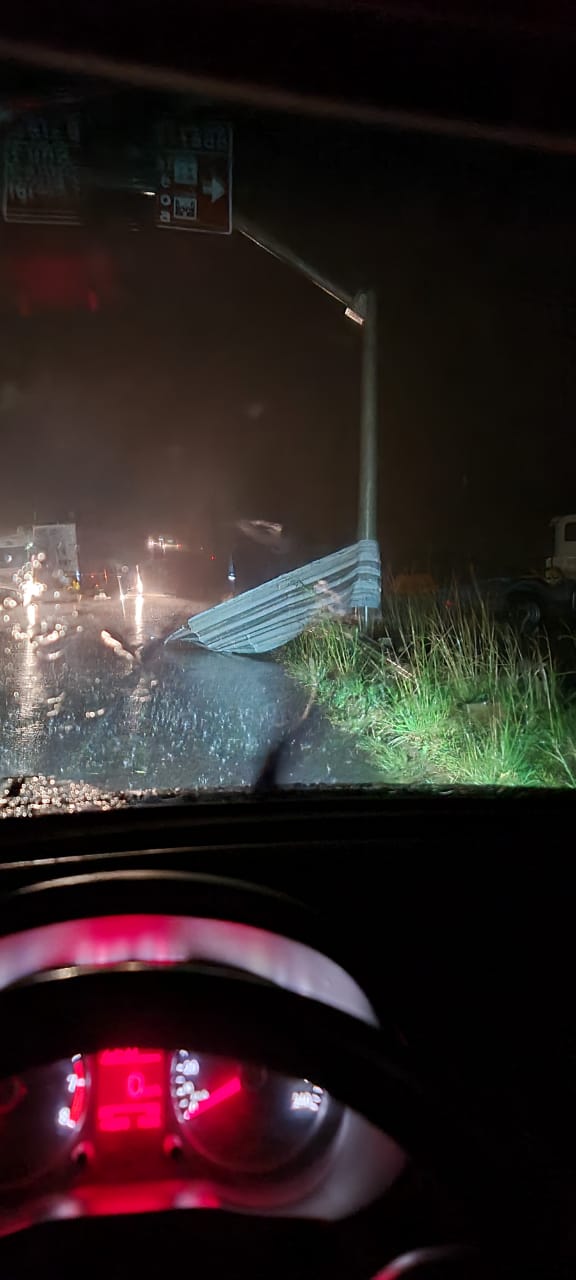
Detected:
left=96, top=1048, right=164, bottom=1133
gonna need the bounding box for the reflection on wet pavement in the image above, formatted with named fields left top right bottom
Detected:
left=0, top=593, right=381, bottom=798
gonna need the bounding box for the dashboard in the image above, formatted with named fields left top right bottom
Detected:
left=0, top=794, right=548, bottom=1280
left=0, top=907, right=406, bottom=1239
left=0, top=790, right=570, bottom=1278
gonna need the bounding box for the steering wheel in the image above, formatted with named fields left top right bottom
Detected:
left=0, top=872, right=540, bottom=1278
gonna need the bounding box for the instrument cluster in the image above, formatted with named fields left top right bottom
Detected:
left=0, top=1043, right=405, bottom=1236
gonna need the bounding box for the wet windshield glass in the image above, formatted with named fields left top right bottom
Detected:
left=0, top=60, right=575, bottom=813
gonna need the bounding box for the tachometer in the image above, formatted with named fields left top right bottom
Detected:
left=0, top=1055, right=89, bottom=1187
left=170, top=1051, right=338, bottom=1176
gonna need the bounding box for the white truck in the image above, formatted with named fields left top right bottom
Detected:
left=504, top=515, right=576, bottom=629
left=32, top=523, right=80, bottom=593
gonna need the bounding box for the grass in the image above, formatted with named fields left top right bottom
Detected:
left=281, top=595, right=576, bottom=788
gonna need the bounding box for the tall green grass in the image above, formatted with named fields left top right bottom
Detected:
left=282, top=596, right=576, bottom=787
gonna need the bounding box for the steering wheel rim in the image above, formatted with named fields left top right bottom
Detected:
left=0, top=869, right=365, bottom=990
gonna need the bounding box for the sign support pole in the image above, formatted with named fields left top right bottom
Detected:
left=357, top=288, right=379, bottom=629
left=235, top=215, right=380, bottom=625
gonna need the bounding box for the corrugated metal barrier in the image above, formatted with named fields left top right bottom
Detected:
left=166, top=539, right=381, bottom=655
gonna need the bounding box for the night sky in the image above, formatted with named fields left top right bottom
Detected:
left=1, top=82, right=576, bottom=579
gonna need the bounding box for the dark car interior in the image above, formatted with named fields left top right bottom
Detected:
left=0, top=787, right=573, bottom=1278
left=0, top=4, right=575, bottom=1277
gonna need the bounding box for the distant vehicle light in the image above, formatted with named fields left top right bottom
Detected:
left=147, top=536, right=183, bottom=551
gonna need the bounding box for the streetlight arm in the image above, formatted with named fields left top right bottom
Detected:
left=235, top=212, right=355, bottom=311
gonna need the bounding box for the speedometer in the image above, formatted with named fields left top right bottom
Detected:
left=170, top=1051, right=339, bottom=1176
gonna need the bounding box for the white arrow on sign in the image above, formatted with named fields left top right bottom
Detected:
left=202, top=174, right=226, bottom=203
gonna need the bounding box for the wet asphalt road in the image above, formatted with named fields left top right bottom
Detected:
left=0, top=593, right=381, bottom=794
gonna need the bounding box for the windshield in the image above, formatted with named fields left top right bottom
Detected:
left=0, top=51, right=575, bottom=815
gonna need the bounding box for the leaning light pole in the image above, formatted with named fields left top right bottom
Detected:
left=347, top=289, right=378, bottom=546
left=235, top=215, right=379, bottom=622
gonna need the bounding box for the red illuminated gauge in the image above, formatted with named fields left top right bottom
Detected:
left=0, top=1055, right=89, bottom=1187
left=57, top=1056, right=89, bottom=1132
left=170, top=1051, right=338, bottom=1176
